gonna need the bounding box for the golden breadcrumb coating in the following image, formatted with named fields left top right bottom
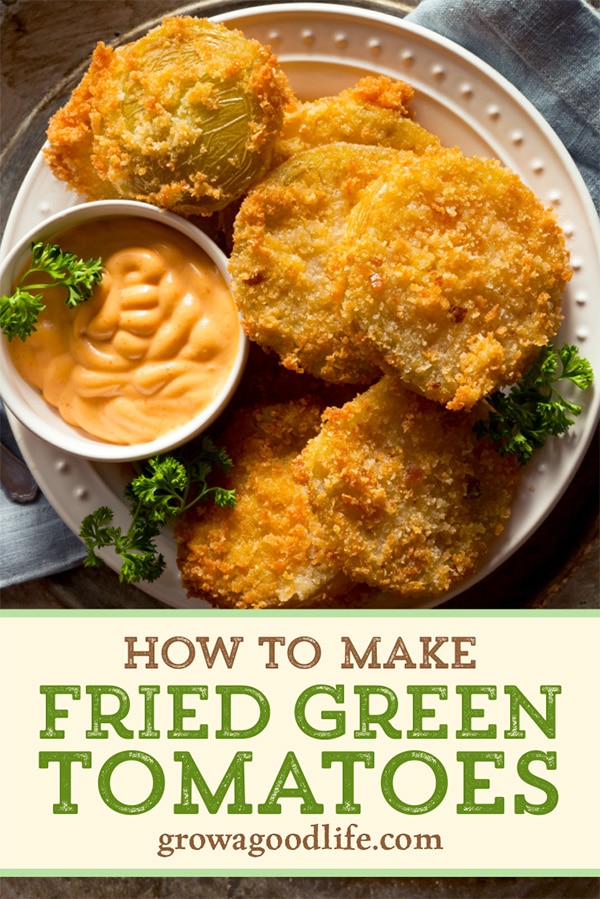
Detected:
left=273, top=75, right=440, bottom=163
left=45, top=16, right=293, bottom=215
left=43, top=44, right=123, bottom=202
left=342, top=146, right=571, bottom=410
left=229, top=142, right=410, bottom=384
left=297, top=375, right=521, bottom=601
left=175, top=398, right=350, bottom=608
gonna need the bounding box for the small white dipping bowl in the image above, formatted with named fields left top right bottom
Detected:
left=0, top=199, right=248, bottom=463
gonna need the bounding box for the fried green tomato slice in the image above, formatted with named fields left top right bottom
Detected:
left=273, top=75, right=440, bottom=164
left=175, top=398, right=350, bottom=609
left=296, top=376, right=520, bottom=602
left=229, top=142, right=411, bottom=384
left=45, top=16, right=293, bottom=215
left=342, top=146, right=571, bottom=410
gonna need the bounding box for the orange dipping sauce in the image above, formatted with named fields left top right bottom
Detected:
left=9, top=217, right=241, bottom=445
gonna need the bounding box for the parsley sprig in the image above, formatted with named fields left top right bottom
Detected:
left=80, top=436, right=236, bottom=583
left=0, top=240, right=104, bottom=341
left=474, top=343, right=594, bottom=465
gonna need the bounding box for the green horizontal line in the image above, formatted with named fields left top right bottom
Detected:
left=1, top=609, right=598, bottom=619
left=1, top=869, right=598, bottom=877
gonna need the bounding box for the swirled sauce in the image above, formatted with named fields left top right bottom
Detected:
left=9, top=217, right=241, bottom=444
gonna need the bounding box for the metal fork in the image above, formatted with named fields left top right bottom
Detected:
left=0, top=441, right=39, bottom=503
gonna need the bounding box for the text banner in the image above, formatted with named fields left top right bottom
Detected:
left=0, top=610, right=598, bottom=876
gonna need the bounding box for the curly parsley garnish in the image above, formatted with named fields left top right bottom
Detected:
left=0, top=240, right=103, bottom=341
left=80, top=436, right=236, bottom=584
left=474, top=343, right=594, bottom=465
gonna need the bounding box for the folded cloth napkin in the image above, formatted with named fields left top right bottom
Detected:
left=0, top=403, right=87, bottom=589
left=1, top=0, right=599, bottom=589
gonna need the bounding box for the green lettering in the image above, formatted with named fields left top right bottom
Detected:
left=98, top=750, right=164, bottom=814
left=86, top=685, right=133, bottom=739
left=167, top=685, right=208, bottom=738
left=138, top=685, right=160, bottom=738
left=39, top=685, right=80, bottom=739
left=504, top=685, right=561, bottom=738
left=456, top=685, right=497, bottom=738
left=381, top=751, right=448, bottom=814
left=515, top=750, right=558, bottom=814
left=457, top=751, right=504, bottom=814
left=295, top=684, right=345, bottom=739
left=258, top=751, right=324, bottom=814
left=407, top=685, right=448, bottom=738
left=354, top=685, right=402, bottom=739
left=38, top=750, right=91, bottom=814
left=321, top=751, right=374, bottom=814
left=215, top=685, right=270, bottom=738
left=174, top=750, right=252, bottom=814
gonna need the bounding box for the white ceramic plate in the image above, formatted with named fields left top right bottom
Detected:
left=3, top=3, right=599, bottom=609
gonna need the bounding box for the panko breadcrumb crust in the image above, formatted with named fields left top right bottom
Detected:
left=229, top=142, right=411, bottom=385
left=297, top=375, right=521, bottom=600
left=231, top=138, right=570, bottom=409
left=176, top=373, right=521, bottom=607
left=342, top=146, right=571, bottom=410
left=272, top=74, right=440, bottom=164
left=45, top=16, right=294, bottom=216
left=175, top=398, right=351, bottom=609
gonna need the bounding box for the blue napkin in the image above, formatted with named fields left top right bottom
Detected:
left=0, top=404, right=87, bottom=589
left=1, top=0, right=599, bottom=589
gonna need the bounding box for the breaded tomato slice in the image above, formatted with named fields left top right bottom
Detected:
left=342, top=147, right=571, bottom=410
left=175, top=398, right=350, bottom=608
left=45, top=17, right=293, bottom=215
left=273, top=75, right=439, bottom=164
left=229, top=142, right=410, bottom=384
left=297, top=375, right=520, bottom=602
